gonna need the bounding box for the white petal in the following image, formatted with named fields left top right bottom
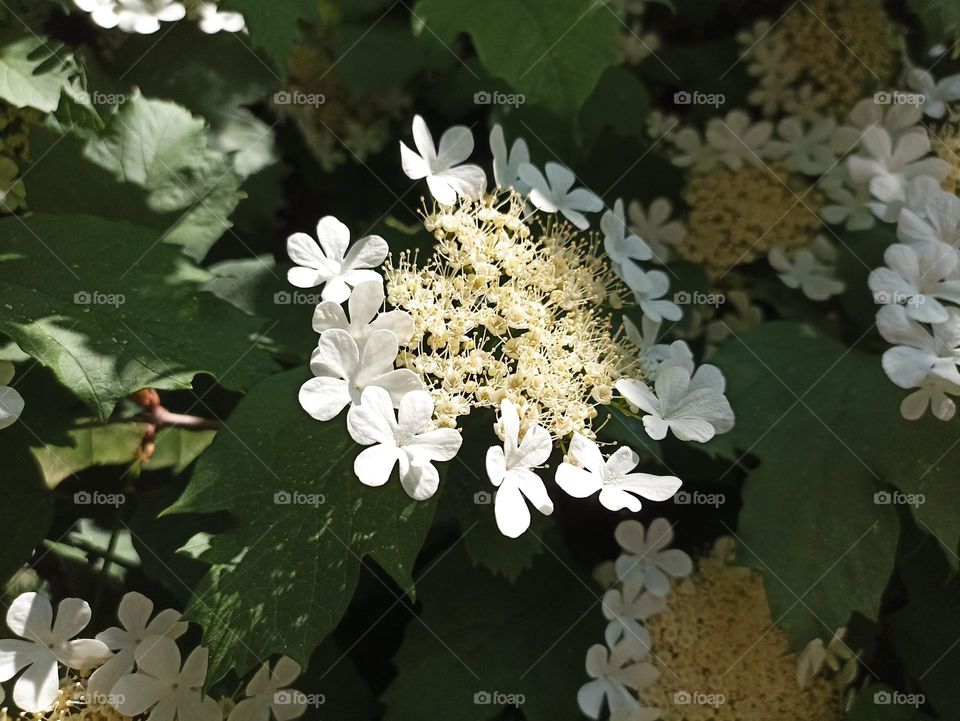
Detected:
left=314, top=216, right=350, bottom=262
left=14, top=654, right=59, bottom=713
left=52, top=598, right=92, bottom=640
left=494, top=479, right=531, bottom=538
left=354, top=444, right=401, bottom=487
left=342, top=235, right=388, bottom=271
left=436, top=125, right=475, bottom=167
left=0, top=386, right=22, bottom=430
left=347, top=386, right=397, bottom=445
left=399, top=458, right=440, bottom=500
left=7, top=593, right=52, bottom=640
left=299, top=377, right=351, bottom=421
left=346, top=280, right=385, bottom=327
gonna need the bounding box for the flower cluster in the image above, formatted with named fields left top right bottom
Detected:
left=72, top=0, right=244, bottom=35
left=579, top=522, right=854, bottom=720
left=288, top=115, right=734, bottom=537
left=0, top=592, right=307, bottom=721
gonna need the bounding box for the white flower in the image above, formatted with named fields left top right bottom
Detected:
left=670, top=127, right=723, bottom=173
left=286, top=216, right=388, bottom=303
left=75, top=0, right=186, bottom=34
left=769, top=238, right=845, bottom=301
left=907, top=67, right=960, bottom=119
left=0, top=593, right=111, bottom=712
left=627, top=197, right=686, bottom=264
left=704, top=110, right=773, bottom=170
left=485, top=399, right=554, bottom=538
left=400, top=115, right=486, bottom=205
left=299, top=329, right=422, bottom=421
left=613, top=518, right=693, bottom=596
left=601, top=577, right=665, bottom=649
left=0, top=360, right=24, bottom=430
left=88, top=592, right=187, bottom=702
left=847, top=128, right=949, bottom=221
left=897, top=178, right=960, bottom=247
left=518, top=162, right=603, bottom=230
left=833, top=98, right=923, bottom=152
left=622, top=316, right=673, bottom=374
left=629, top=269, right=682, bottom=323
left=489, top=124, right=529, bottom=192
left=869, top=242, right=960, bottom=323
left=347, top=386, right=462, bottom=500
left=113, top=637, right=220, bottom=721
left=878, top=305, right=960, bottom=388
left=818, top=169, right=875, bottom=231
left=577, top=640, right=659, bottom=720
left=227, top=656, right=307, bottom=721
left=602, top=199, right=652, bottom=289
left=900, top=376, right=960, bottom=421
left=765, top=116, right=840, bottom=175
left=616, top=364, right=734, bottom=443
left=312, top=280, right=413, bottom=349
left=192, top=2, right=245, bottom=33
left=556, top=434, right=681, bottom=513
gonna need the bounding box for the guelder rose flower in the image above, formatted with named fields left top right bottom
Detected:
left=906, top=66, right=960, bottom=119
left=400, top=115, right=486, bottom=205
left=193, top=1, right=245, bottom=33
left=555, top=434, right=681, bottom=513
left=485, top=399, right=554, bottom=538
left=769, top=242, right=845, bottom=301
left=577, top=640, right=660, bottom=721
left=765, top=116, right=839, bottom=175
left=0, top=360, right=24, bottom=430
left=602, top=198, right=652, bottom=291
left=227, top=656, right=307, bottom=721
left=113, top=637, right=220, bottom=721
left=489, top=124, right=529, bottom=192
left=877, top=305, right=960, bottom=388
left=900, top=376, right=960, bottom=421
left=629, top=269, right=682, bottom=323
left=299, top=329, right=422, bottom=421
left=312, top=280, right=413, bottom=349
left=897, top=177, right=960, bottom=247
left=286, top=216, right=388, bottom=303
left=869, top=243, right=960, bottom=323
left=627, top=197, right=686, bottom=264
left=518, top=162, right=603, bottom=230
left=74, top=0, right=187, bottom=34
left=705, top=110, right=773, bottom=171
left=601, top=577, right=665, bottom=649
left=88, top=592, right=187, bottom=701
left=613, top=518, right=693, bottom=596
left=0, top=593, right=111, bottom=712
left=347, top=387, right=462, bottom=500
left=616, top=364, right=734, bottom=443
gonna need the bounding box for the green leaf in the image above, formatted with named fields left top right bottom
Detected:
left=335, top=21, right=428, bottom=94
left=578, top=66, right=650, bottom=145
left=0, top=214, right=278, bottom=421
left=164, top=368, right=438, bottom=682
left=220, top=0, right=317, bottom=74
left=382, top=543, right=603, bottom=721
left=414, top=0, right=618, bottom=116
left=907, top=0, right=960, bottom=44
left=0, top=33, right=81, bottom=112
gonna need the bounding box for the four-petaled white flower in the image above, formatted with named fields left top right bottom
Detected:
left=74, top=0, right=186, bottom=34
left=400, top=115, right=486, bottom=205
left=833, top=98, right=923, bottom=152
left=869, top=242, right=960, bottom=323
left=629, top=269, right=682, bottom=323
left=113, top=636, right=220, bottom=721
left=312, top=280, right=413, bottom=349
left=705, top=110, right=773, bottom=171
left=877, top=305, right=960, bottom=388
left=485, top=399, right=554, bottom=538
left=227, top=656, right=307, bottom=721
left=0, top=593, right=111, bottom=712
left=601, top=577, right=665, bottom=649
left=602, top=199, right=652, bottom=290
left=819, top=169, right=875, bottom=231
left=577, top=640, right=660, bottom=721
left=769, top=238, right=845, bottom=302
left=556, top=434, right=681, bottom=513
left=299, top=329, right=422, bottom=421
left=616, top=363, right=734, bottom=443
left=627, top=197, right=686, bottom=264
left=88, top=592, right=187, bottom=702
left=518, top=162, right=603, bottom=230
left=765, top=116, right=839, bottom=175
left=489, top=124, right=529, bottom=192
left=613, top=518, right=693, bottom=596
left=0, top=360, right=24, bottom=430
left=906, top=67, right=960, bottom=119
left=193, top=1, right=245, bottom=33
left=623, top=316, right=673, bottom=374
left=287, top=216, right=388, bottom=303
left=900, top=376, right=960, bottom=421
left=347, top=386, right=462, bottom=500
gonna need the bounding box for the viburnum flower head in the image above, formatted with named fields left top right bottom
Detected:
left=347, top=386, right=462, bottom=500
left=486, top=399, right=554, bottom=538
left=555, top=433, right=681, bottom=512
left=0, top=360, right=24, bottom=430
left=228, top=656, right=307, bottom=721
left=113, top=636, right=220, bottom=721
left=400, top=115, right=486, bottom=205
left=286, top=216, right=388, bottom=303
left=0, top=592, right=111, bottom=712
left=299, top=329, right=423, bottom=421
left=311, top=280, right=414, bottom=349
left=613, top=518, right=693, bottom=596
left=518, top=161, right=603, bottom=230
